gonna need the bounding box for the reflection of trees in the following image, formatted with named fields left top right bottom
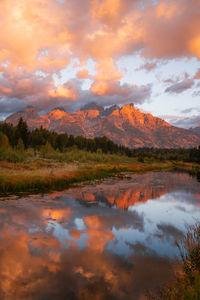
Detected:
left=68, top=172, right=198, bottom=209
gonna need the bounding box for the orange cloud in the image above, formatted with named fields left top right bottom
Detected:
left=194, top=69, right=200, bottom=79
left=0, top=0, right=200, bottom=115
left=76, top=69, right=90, bottom=79
left=156, top=2, right=178, bottom=20
left=189, top=36, right=200, bottom=59
left=49, top=82, right=79, bottom=100
left=95, top=58, right=123, bottom=81
left=0, top=0, right=200, bottom=72
left=90, top=81, right=111, bottom=96
left=91, top=0, right=121, bottom=27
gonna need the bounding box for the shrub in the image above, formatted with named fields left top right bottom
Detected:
left=149, top=224, right=200, bottom=300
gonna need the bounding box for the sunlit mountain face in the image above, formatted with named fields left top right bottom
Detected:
left=0, top=172, right=200, bottom=299
left=0, top=0, right=200, bottom=129
left=5, top=104, right=200, bottom=148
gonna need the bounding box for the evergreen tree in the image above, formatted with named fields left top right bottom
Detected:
left=17, top=118, right=29, bottom=148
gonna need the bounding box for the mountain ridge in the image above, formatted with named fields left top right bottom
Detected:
left=5, top=103, right=200, bottom=148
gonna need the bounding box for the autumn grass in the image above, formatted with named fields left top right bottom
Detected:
left=0, top=156, right=174, bottom=194
left=148, top=224, right=200, bottom=300
left=0, top=147, right=199, bottom=194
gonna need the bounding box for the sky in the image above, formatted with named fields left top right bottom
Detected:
left=0, top=0, right=200, bottom=128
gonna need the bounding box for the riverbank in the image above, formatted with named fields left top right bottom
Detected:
left=149, top=224, right=200, bottom=300
left=0, top=158, right=199, bottom=194
left=0, top=159, right=173, bottom=194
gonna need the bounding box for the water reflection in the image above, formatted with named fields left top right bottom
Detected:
left=0, top=172, right=199, bottom=299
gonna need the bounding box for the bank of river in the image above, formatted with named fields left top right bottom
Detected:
left=0, top=160, right=198, bottom=194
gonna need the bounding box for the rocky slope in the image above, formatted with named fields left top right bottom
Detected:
left=190, top=126, right=200, bottom=136
left=5, top=103, right=200, bottom=148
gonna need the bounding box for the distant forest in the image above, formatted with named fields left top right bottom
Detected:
left=0, top=117, right=200, bottom=163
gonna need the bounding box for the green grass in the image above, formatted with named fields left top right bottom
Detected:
left=0, top=158, right=174, bottom=194
left=0, top=147, right=199, bottom=194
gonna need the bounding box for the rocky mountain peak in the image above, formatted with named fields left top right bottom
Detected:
left=47, top=107, right=68, bottom=120
left=103, top=104, right=120, bottom=117
left=52, top=107, right=66, bottom=112
left=4, top=103, right=200, bottom=148
left=23, top=106, right=38, bottom=116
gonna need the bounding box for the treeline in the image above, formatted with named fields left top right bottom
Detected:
left=131, top=147, right=200, bottom=163
left=0, top=118, right=131, bottom=156
left=0, top=118, right=200, bottom=163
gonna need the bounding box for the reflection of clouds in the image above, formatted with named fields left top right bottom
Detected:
left=0, top=232, right=175, bottom=300
left=69, top=229, right=82, bottom=240
left=86, top=229, right=114, bottom=252
left=156, top=223, right=184, bottom=242
left=126, top=241, right=147, bottom=255
left=0, top=231, right=61, bottom=298
left=43, top=208, right=72, bottom=222
left=0, top=171, right=199, bottom=298
left=84, top=216, right=114, bottom=252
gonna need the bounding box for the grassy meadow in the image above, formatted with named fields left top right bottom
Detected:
left=0, top=122, right=200, bottom=194
left=0, top=147, right=175, bottom=194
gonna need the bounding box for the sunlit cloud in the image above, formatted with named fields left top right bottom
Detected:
left=0, top=0, right=200, bottom=117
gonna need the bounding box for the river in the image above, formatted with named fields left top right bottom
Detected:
left=0, top=171, right=199, bottom=299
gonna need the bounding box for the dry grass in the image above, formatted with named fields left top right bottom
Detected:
left=0, top=160, right=174, bottom=194
left=148, top=224, right=200, bottom=300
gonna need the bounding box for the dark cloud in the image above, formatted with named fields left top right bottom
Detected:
left=166, top=115, right=200, bottom=129
left=74, top=83, right=152, bottom=111
left=181, top=107, right=200, bottom=114
left=165, top=79, right=194, bottom=94
left=137, top=61, right=157, bottom=72
left=0, top=69, right=152, bottom=118
left=193, top=90, right=200, bottom=97
left=0, top=97, right=27, bottom=120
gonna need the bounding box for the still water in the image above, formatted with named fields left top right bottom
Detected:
left=0, top=171, right=200, bottom=299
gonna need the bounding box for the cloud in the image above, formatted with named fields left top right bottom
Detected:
left=90, top=80, right=129, bottom=96
left=161, top=114, right=200, bottom=129
left=165, top=79, right=194, bottom=94
left=49, top=81, right=79, bottom=100
left=193, top=90, right=200, bottom=97
left=137, top=61, right=157, bottom=72
left=194, top=69, right=200, bottom=79
left=94, top=58, right=123, bottom=81
left=0, top=0, right=200, bottom=115
left=1, top=0, right=200, bottom=70
left=177, top=115, right=200, bottom=129
left=76, top=69, right=90, bottom=79
left=181, top=107, right=200, bottom=114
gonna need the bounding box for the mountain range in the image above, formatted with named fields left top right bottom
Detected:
left=4, top=103, right=200, bottom=148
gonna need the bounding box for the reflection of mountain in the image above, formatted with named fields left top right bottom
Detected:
left=67, top=172, right=200, bottom=209
left=5, top=103, right=200, bottom=148
left=0, top=171, right=199, bottom=299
